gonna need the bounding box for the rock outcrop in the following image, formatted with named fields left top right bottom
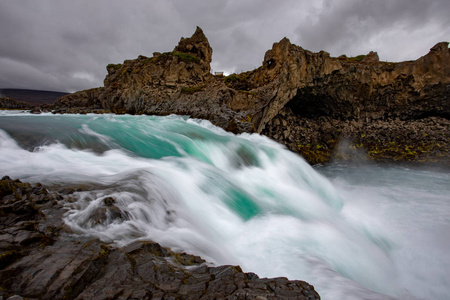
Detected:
left=0, top=97, right=31, bottom=110
left=259, top=40, right=450, bottom=164
left=0, top=176, right=320, bottom=299
left=52, top=27, right=450, bottom=165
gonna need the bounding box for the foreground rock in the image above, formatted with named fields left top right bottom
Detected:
left=0, top=176, right=320, bottom=300
left=52, top=27, right=450, bottom=165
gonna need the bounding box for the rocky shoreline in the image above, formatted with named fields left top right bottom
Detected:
left=0, top=176, right=320, bottom=299
left=263, top=108, right=449, bottom=165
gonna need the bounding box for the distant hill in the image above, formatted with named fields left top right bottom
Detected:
left=0, top=89, right=70, bottom=106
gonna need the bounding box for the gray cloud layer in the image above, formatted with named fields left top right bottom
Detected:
left=1, top=0, right=448, bottom=92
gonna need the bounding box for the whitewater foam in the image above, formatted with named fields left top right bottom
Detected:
left=1, top=112, right=449, bottom=300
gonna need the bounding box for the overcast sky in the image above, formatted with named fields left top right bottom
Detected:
left=1, top=0, right=449, bottom=93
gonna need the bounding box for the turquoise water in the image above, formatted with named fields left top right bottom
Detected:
left=1, top=111, right=449, bottom=300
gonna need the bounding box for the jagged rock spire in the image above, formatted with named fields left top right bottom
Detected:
left=174, top=26, right=213, bottom=65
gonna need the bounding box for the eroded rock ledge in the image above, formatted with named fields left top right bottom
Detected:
left=50, top=27, right=450, bottom=165
left=0, top=176, right=320, bottom=300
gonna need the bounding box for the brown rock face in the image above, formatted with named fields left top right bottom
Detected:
left=174, top=26, right=213, bottom=66
left=52, top=28, right=450, bottom=164
left=260, top=41, right=450, bottom=164
left=361, top=51, right=379, bottom=63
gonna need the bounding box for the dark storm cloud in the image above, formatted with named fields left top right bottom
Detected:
left=293, top=0, right=450, bottom=61
left=0, top=0, right=448, bottom=92
left=0, top=0, right=187, bottom=92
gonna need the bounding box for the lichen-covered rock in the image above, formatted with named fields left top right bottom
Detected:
left=0, top=176, right=321, bottom=299
left=52, top=28, right=450, bottom=165
left=263, top=108, right=450, bottom=165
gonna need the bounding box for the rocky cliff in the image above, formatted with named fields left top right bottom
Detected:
left=52, top=27, right=450, bottom=165
left=0, top=97, right=31, bottom=110
left=0, top=176, right=320, bottom=299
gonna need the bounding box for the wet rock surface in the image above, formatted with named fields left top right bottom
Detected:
left=0, top=176, right=320, bottom=300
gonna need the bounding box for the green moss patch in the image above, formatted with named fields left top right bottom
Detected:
left=181, top=85, right=205, bottom=95
left=224, top=73, right=252, bottom=91
left=142, top=51, right=200, bottom=65
left=345, top=55, right=366, bottom=62
left=106, top=63, right=122, bottom=71
left=297, top=144, right=331, bottom=165
left=172, top=51, right=200, bottom=63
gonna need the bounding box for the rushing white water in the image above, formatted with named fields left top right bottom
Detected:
left=1, top=111, right=449, bottom=300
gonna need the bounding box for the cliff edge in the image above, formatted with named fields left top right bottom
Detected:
left=52, top=27, right=450, bottom=165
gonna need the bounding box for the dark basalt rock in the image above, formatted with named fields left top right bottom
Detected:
left=51, top=28, right=450, bottom=165
left=0, top=176, right=321, bottom=299
left=263, top=107, right=450, bottom=166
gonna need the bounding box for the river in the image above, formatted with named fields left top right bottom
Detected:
left=1, top=111, right=449, bottom=299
